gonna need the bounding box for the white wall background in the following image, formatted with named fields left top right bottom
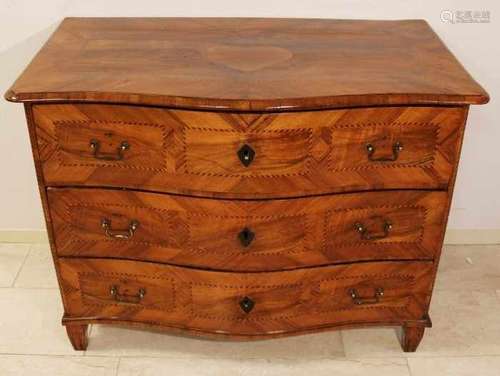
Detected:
left=0, top=0, right=499, bottom=237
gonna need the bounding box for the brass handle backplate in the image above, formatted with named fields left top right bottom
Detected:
left=101, top=218, right=139, bottom=239
left=366, top=141, right=403, bottom=162
left=355, top=220, right=392, bottom=240
left=110, top=285, right=146, bottom=304
left=349, top=287, right=384, bottom=305
left=89, top=139, right=129, bottom=160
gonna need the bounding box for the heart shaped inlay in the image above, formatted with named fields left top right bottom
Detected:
left=207, top=44, right=293, bottom=72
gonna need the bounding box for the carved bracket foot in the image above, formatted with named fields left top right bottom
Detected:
left=400, top=315, right=432, bottom=352
left=65, top=324, right=89, bottom=351
left=401, top=325, right=425, bottom=352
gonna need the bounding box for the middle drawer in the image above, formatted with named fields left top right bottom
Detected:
left=48, top=188, right=447, bottom=271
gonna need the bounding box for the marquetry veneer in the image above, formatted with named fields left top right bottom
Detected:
left=60, top=258, right=434, bottom=337
left=34, top=104, right=465, bottom=197
left=48, top=188, right=447, bottom=271
left=6, top=17, right=488, bottom=353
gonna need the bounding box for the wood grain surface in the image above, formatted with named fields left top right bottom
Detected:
left=5, top=17, right=489, bottom=352
left=49, top=187, right=447, bottom=271
left=34, top=104, right=467, bottom=198
left=59, top=258, right=434, bottom=337
left=5, top=18, right=488, bottom=111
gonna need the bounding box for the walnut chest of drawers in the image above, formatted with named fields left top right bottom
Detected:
left=6, top=17, right=488, bottom=352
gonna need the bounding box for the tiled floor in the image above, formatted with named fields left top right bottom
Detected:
left=0, top=243, right=499, bottom=375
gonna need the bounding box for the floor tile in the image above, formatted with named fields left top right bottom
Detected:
left=341, top=327, right=403, bottom=356
left=342, top=290, right=500, bottom=357
left=408, top=356, right=500, bottom=376
left=435, top=245, right=500, bottom=291
left=0, top=354, right=118, bottom=376
left=0, top=288, right=76, bottom=355
left=85, top=325, right=344, bottom=359
left=117, top=357, right=410, bottom=376
left=14, top=243, right=58, bottom=288
left=0, top=244, right=30, bottom=287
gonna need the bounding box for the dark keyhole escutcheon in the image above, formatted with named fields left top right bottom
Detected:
left=239, top=296, right=255, bottom=313
left=237, top=144, right=255, bottom=167
left=238, top=227, right=255, bottom=247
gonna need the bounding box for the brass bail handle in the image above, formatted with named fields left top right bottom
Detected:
left=101, top=218, right=139, bottom=239
left=89, top=139, right=129, bottom=161
left=366, top=141, right=403, bottom=162
left=349, top=287, right=384, bottom=305
left=354, top=220, right=392, bottom=240
left=110, top=285, right=146, bottom=303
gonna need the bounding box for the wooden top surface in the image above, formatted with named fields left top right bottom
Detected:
left=6, top=17, right=488, bottom=111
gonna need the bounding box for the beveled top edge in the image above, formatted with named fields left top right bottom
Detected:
left=5, top=90, right=489, bottom=111
left=5, top=17, right=490, bottom=111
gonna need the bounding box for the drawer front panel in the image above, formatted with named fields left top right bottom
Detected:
left=78, top=271, right=175, bottom=311
left=60, top=258, right=434, bottom=335
left=49, top=188, right=447, bottom=271
left=54, top=120, right=167, bottom=171
left=330, top=122, right=436, bottom=171
left=184, top=128, right=311, bottom=177
left=34, top=104, right=466, bottom=198
left=325, top=205, right=426, bottom=247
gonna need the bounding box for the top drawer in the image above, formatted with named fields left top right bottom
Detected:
left=32, top=104, right=466, bottom=198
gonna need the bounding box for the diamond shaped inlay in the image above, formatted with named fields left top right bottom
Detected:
left=238, top=227, right=255, bottom=247
left=237, top=144, right=255, bottom=167
left=239, top=296, right=255, bottom=313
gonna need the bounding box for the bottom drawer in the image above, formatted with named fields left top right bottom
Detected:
left=60, top=258, right=434, bottom=336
